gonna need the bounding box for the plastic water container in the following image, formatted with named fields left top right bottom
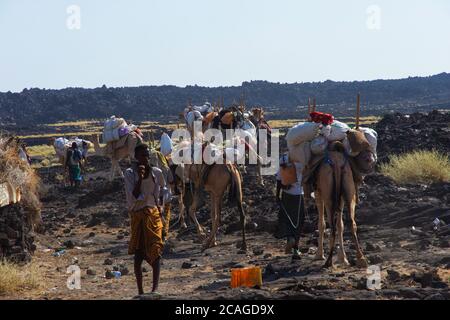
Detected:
left=231, top=267, right=263, bottom=288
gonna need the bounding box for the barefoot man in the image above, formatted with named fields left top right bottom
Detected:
left=124, top=144, right=166, bottom=295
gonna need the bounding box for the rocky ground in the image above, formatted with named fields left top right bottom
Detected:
left=2, top=111, right=450, bottom=300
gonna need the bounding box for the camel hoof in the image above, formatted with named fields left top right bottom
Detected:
left=356, top=258, right=369, bottom=269
left=323, top=259, right=333, bottom=269
left=314, top=254, right=326, bottom=261
left=201, top=240, right=217, bottom=252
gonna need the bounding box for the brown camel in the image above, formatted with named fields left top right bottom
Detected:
left=179, top=163, right=247, bottom=251
left=91, top=133, right=142, bottom=180
left=313, top=143, right=368, bottom=269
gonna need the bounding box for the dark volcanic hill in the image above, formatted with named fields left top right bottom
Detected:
left=1, top=73, right=450, bottom=125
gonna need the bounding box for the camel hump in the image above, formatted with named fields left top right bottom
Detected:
left=328, top=141, right=346, bottom=153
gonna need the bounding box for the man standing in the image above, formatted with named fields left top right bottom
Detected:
left=124, top=144, right=166, bottom=295
left=65, top=142, right=83, bottom=188
left=275, top=153, right=306, bottom=260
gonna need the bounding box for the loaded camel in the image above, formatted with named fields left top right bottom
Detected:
left=307, top=94, right=372, bottom=269
left=91, top=132, right=142, bottom=180
left=176, top=162, right=247, bottom=252
left=310, top=142, right=369, bottom=269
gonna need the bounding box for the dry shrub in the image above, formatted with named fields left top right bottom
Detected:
left=0, top=259, right=42, bottom=295
left=380, top=150, right=450, bottom=184
left=0, top=135, right=42, bottom=226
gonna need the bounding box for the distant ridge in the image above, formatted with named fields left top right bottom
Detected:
left=1, top=73, right=449, bottom=125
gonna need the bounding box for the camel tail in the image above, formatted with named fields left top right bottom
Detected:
left=228, top=164, right=247, bottom=251
left=227, top=165, right=243, bottom=208
left=325, top=155, right=344, bottom=267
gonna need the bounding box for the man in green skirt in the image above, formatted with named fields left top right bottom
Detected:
left=65, top=142, right=83, bottom=188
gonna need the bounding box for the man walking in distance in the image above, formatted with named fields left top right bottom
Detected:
left=124, top=144, right=167, bottom=295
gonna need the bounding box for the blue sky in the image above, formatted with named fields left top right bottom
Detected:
left=1, top=0, right=449, bottom=92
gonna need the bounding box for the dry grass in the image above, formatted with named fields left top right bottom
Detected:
left=381, top=150, right=450, bottom=185
left=27, top=145, right=55, bottom=159
left=46, top=120, right=100, bottom=127
left=19, top=131, right=102, bottom=140
left=0, top=135, right=42, bottom=223
left=0, top=260, right=42, bottom=295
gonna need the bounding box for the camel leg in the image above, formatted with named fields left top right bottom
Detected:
left=111, top=158, right=123, bottom=181
left=203, top=195, right=220, bottom=250
left=342, top=169, right=369, bottom=269
left=176, top=182, right=187, bottom=229
left=314, top=192, right=326, bottom=261
left=189, top=187, right=206, bottom=239
left=336, top=207, right=350, bottom=266
left=257, top=160, right=264, bottom=186
left=323, top=200, right=336, bottom=268
left=348, top=195, right=368, bottom=269
left=178, top=194, right=187, bottom=230
left=238, top=197, right=247, bottom=252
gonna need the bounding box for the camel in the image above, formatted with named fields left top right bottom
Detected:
left=312, top=142, right=368, bottom=269
left=91, top=133, right=142, bottom=180
left=177, top=162, right=247, bottom=251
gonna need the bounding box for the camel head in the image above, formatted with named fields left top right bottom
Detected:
left=354, top=150, right=377, bottom=174
left=88, top=133, right=104, bottom=155
left=252, top=108, right=264, bottom=121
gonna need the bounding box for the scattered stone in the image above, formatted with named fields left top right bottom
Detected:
left=356, top=278, right=367, bottom=290
left=63, top=240, right=75, bottom=249
left=110, top=248, right=121, bottom=256
left=105, top=270, right=115, bottom=279
left=87, top=268, right=96, bottom=276
left=387, top=269, right=402, bottom=282
left=252, top=248, right=264, bottom=256
left=398, top=288, right=424, bottom=299
left=63, top=228, right=71, bottom=234
left=182, top=262, right=193, bottom=269
left=117, top=234, right=124, bottom=240
left=263, top=253, right=272, bottom=259
left=88, top=232, right=96, bottom=238
left=104, top=258, right=113, bottom=265
left=380, top=290, right=400, bottom=298
left=142, top=267, right=148, bottom=273
left=365, top=243, right=378, bottom=252
left=368, top=255, right=383, bottom=264
left=119, top=266, right=130, bottom=276
left=264, top=263, right=275, bottom=275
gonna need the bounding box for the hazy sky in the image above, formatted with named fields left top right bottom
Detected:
left=1, top=0, right=449, bottom=92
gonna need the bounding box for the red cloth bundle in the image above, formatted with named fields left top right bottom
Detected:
left=310, top=112, right=334, bottom=125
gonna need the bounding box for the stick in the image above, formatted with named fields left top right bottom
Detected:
left=313, top=98, right=316, bottom=113
left=150, top=130, right=155, bottom=148
left=308, top=98, right=311, bottom=119
left=356, top=93, right=361, bottom=130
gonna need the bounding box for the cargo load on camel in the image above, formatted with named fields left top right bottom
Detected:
left=0, top=135, right=42, bottom=262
